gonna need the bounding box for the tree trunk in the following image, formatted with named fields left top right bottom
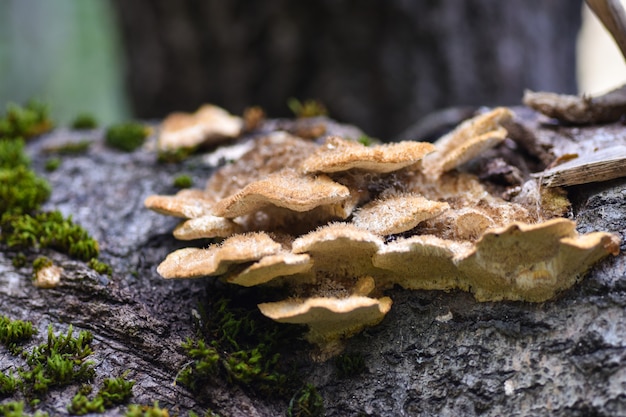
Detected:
left=110, top=0, right=582, bottom=138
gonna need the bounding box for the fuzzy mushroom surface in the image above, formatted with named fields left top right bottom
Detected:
left=146, top=106, right=621, bottom=353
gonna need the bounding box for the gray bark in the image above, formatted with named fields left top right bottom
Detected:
left=1, top=112, right=625, bottom=416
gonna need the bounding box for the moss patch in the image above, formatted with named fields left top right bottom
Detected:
left=1, top=211, right=99, bottom=261
left=0, top=316, right=139, bottom=415
left=105, top=122, right=148, bottom=152
left=177, top=288, right=308, bottom=400
left=71, top=114, right=98, bottom=130
left=172, top=174, right=193, bottom=189
left=0, top=100, right=54, bottom=140
left=68, top=376, right=135, bottom=415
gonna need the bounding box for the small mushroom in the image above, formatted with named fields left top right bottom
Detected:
left=225, top=252, right=313, bottom=287
left=34, top=264, right=63, bottom=289
left=292, top=223, right=384, bottom=278
left=173, top=215, right=243, bottom=240
left=145, top=189, right=215, bottom=219
left=422, top=107, right=513, bottom=178
left=258, top=295, right=393, bottom=346
left=352, top=193, right=450, bottom=236
left=158, top=104, right=243, bottom=151
left=373, top=235, right=473, bottom=291
left=458, top=218, right=621, bottom=302
left=205, top=132, right=318, bottom=199
left=157, top=232, right=283, bottom=279
left=300, top=136, right=435, bottom=174
left=211, top=169, right=351, bottom=219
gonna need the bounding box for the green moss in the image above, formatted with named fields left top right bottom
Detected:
left=173, top=174, right=193, bottom=189
left=0, top=370, right=21, bottom=397
left=0, top=401, right=30, bottom=417
left=178, top=293, right=306, bottom=399
left=44, top=140, right=92, bottom=156
left=0, top=401, right=48, bottom=417
left=125, top=402, right=169, bottom=417
left=44, top=158, right=61, bottom=172
left=0, top=138, right=31, bottom=169
left=0, top=166, right=51, bottom=216
left=71, top=114, right=98, bottom=130
left=287, top=384, right=324, bottom=417
left=19, top=325, right=95, bottom=397
left=356, top=134, right=376, bottom=147
left=87, top=258, right=112, bottom=276
left=224, top=345, right=282, bottom=386
left=0, top=316, right=37, bottom=347
left=334, top=352, right=366, bottom=378
left=68, top=390, right=104, bottom=415
left=0, top=100, right=54, bottom=140
left=12, top=253, right=27, bottom=268
left=177, top=339, right=219, bottom=393
left=32, top=256, right=54, bottom=280
left=0, top=137, right=51, bottom=216
left=1, top=211, right=99, bottom=261
left=105, top=122, right=148, bottom=152
left=67, top=376, right=134, bottom=415
left=287, top=98, right=328, bottom=118
left=157, top=146, right=196, bottom=163
left=98, top=375, right=135, bottom=407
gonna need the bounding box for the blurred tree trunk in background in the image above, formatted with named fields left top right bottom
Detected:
left=111, top=0, right=581, bottom=138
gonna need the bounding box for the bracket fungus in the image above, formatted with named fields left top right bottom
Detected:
left=158, top=104, right=243, bottom=151
left=146, top=106, right=621, bottom=352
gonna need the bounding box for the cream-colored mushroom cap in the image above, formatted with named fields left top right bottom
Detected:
left=300, top=136, right=435, bottom=174
left=34, top=264, right=63, bottom=289
left=173, top=215, right=242, bottom=240
left=292, top=223, right=385, bottom=279
left=258, top=295, right=393, bottom=345
left=352, top=193, right=450, bottom=236
left=225, top=252, right=313, bottom=287
left=373, top=235, right=473, bottom=291
left=211, top=169, right=351, bottom=218
left=293, top=223, right=384, bottom=254
left=158, top=104, right=243, bottom=151
left=459, top=218, right=621, bottom=302
left=422, top=107, right=513, bottom=177
left=144, top=189, right=214, bottom=219
left=157, top=232, right=283, bottom=279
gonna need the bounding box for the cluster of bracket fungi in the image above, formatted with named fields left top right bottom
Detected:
left=145, top=105, right=620, bottom=350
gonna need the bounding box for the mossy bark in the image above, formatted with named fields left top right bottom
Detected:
left=1, top=114, right=625, bottom=416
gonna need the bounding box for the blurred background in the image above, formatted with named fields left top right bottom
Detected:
left=0, top=0, right=624, bottom=138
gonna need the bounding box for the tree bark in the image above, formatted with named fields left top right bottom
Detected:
left=1, top=110, right=625, bottom=416
left=110, top=0, right=582, bottom=138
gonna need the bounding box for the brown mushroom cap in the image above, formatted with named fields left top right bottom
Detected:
left=144, top=189, right=215, bottom=219
left=225, top=252, right=313, bottom=287
left=352, top=193, right=450, bottom=236
left=422, top=107, right=513, bottom=178
left=300, top=136, right=435, bottom=174
left=211, top=169, right=351, bottom=218
left=158, top=104, right=243, bottom=151
left=205, top=132, right=318, bottom=199
left=292, top=223, right=384, bottom=278
left=258, top=295, right=393, bottom=345
left=173, top=215, right=243, bottom=240
left=459, top=218, right=621, bottom=302
left=373, top=235, right=473, bottom=291
left=157, top=232, right=283, bottom=279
